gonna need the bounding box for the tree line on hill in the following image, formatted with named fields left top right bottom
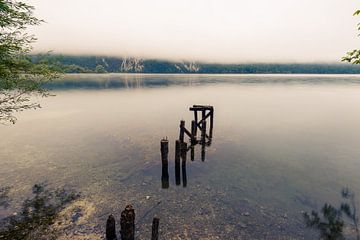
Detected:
left=30, top=54, right=360, bottom=74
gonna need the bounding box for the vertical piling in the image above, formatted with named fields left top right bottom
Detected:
left=209, top=108, right=214, bottom=138
left=106, top=214, right=117, bottom=240
left=181, top=142, right=188, bottom=187
left=201, top=120, right=207, bottom=161
left=194, top=110, right=198, bottom=129
left=201, top=120, right=207, bottom=143
left=191, top=120, right=197, bottom=144
left=179, top=120, right=185, bottom=142
left=190, top=145, right=195, bottom=161
left=161, top=138, right=169, bottom=189
left=120, top=205, right=135, bottom=240
left=175, top=140, right=181, bottom=186
left=151, top=217, right=160, bottom=240
left=160, top=138, right=169, bottom=165
left=201, top=140, right=206, bottom=162
left=161, top=164, right=169, bottom=189
left=202, top=110, right=206, bottom=124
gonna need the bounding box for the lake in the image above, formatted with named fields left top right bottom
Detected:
left=2, top=74, right=360, bottom=239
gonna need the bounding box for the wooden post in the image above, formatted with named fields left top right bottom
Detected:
left=180, top=142, right=187, bottom=159
left=201, top=119, right=207, bottom=143
left=120, top=205, right=135, bottom=240
left=161, top=138, right=169, bottom=188
left=194, top=110, right=198, bottom=131
left=181, top=142, right=188, bottom=188
left=201, top=120, right=206, bottom=161
left=191, top=120, right=197, bottom=145
left=160, top=138, right=169, bottom=165
left=201, top=140, right=206, bottom=162
left=179, top=120, right=185, bottom=142
left=190, top=145, right=195, bottom=161
left=209, top=108, right=214, bottom=138
left=106, top=214, right=117, bottom=240
left=175, top=140, right=181, bottom=186
left=161, top=164, right=169, bottom=189
left=202, top=110, right=206, bottom=124
left=151, top=217, right=160, bottom=240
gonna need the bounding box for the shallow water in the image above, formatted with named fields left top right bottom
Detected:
left=2, top=74, right=360, bottom=239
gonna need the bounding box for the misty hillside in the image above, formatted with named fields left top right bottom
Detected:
left=30, top=54, right=360, bottom=74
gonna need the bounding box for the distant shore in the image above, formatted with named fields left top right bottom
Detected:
left=30, top=54, right=360, bottom=74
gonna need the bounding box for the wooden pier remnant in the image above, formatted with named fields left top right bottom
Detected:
left=161, top=163, right=169, bottom=189
left=175, top=140, right=181, bottom=186
left=189, top=105, right=214, bottom=140
left=181, top=142, right=188, bottom=187
left=106, top=214, right=117, bottom=240
left=191, top=120, right=197, bottom=144
left=160, top=105, right=214, bottom=188
left=151, top=217, right=160, bottom=240
left=179, top=120, right=185, bottom=142
left=120, top=205, right=135, bottom=240
left=160, top=138, right=169, bottom=165
left=161, top=138, right=169, bottom=188
left=105, top=206, right=161, bottom=239
left=201, top=120, right=207, bottom=144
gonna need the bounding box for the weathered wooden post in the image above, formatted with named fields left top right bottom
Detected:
left=179, top=120, right=185, bottom=142
left=191, top=120, right=197, bottom=144
left=161, top=138, right=169, bottom=188
left=209, top=108, right=214, bottom=138
left=201, top=120, right=207, bottom=161
left=175, top=140, right=181, bottom=186
left=201, top=119, right=207, bottom=143
left=120, top=205, right=135, bottom=240
left=201, top=141, right=206, bottom=162
left=190, top=145, right=195, bottom=161
left=194, top=110, right=198, bottom=130
left=151, top=217, right=160, bottom=240
left=160, top=138, right=169, bottom=165
left=180, top=142, right=187, bottom=159
left=161, top=164, right=169, bottom=189
left=181, top=142, right=187, bottom=187
left=202, top=109, right=206, bottom=127
left=106, top=214, right=117, bottom=240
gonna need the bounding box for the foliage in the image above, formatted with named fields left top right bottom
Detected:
left=0, top=0, right=58, bottom=124
left=95, top=64, right=107, bottom=73
left=342, top=10, right=360, bottom=64
left=0, top=183, right=80, bottom=240
left=303, top=188, right=360, bottom=240
left=304, top=204, right=345, bottom=240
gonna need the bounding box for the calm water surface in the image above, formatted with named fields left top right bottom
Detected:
left=2, top=74, right=360, bottom=239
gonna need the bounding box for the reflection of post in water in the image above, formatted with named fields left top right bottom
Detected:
left=181, top=142, right=187, bottom=188
left=175, top=140, right=181, bottom=186
left=160, top=138, right=169, bottom=189
left=201, top=119, right=207, bottom=161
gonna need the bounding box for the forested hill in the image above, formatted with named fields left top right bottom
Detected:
left=30, top=54, right=360, bottom=74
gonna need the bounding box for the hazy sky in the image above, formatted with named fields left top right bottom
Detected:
left=28, top=0, right=359, bottom=63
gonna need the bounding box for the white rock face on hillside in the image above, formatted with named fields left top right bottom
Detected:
left=120, top=58, right=144, bottom=72
left=174, top=61, right=201, bottom=73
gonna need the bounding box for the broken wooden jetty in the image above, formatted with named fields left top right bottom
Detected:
left=106, top=105, right=214, bottom=240
left=106, top=205, right=160, bottom=240
left=161, top=105, right=214, bottom=188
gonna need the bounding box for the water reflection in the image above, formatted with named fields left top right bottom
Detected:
left=161, top=105, right=214, bottom=188
left=45, top=73, right=360, bottom=90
